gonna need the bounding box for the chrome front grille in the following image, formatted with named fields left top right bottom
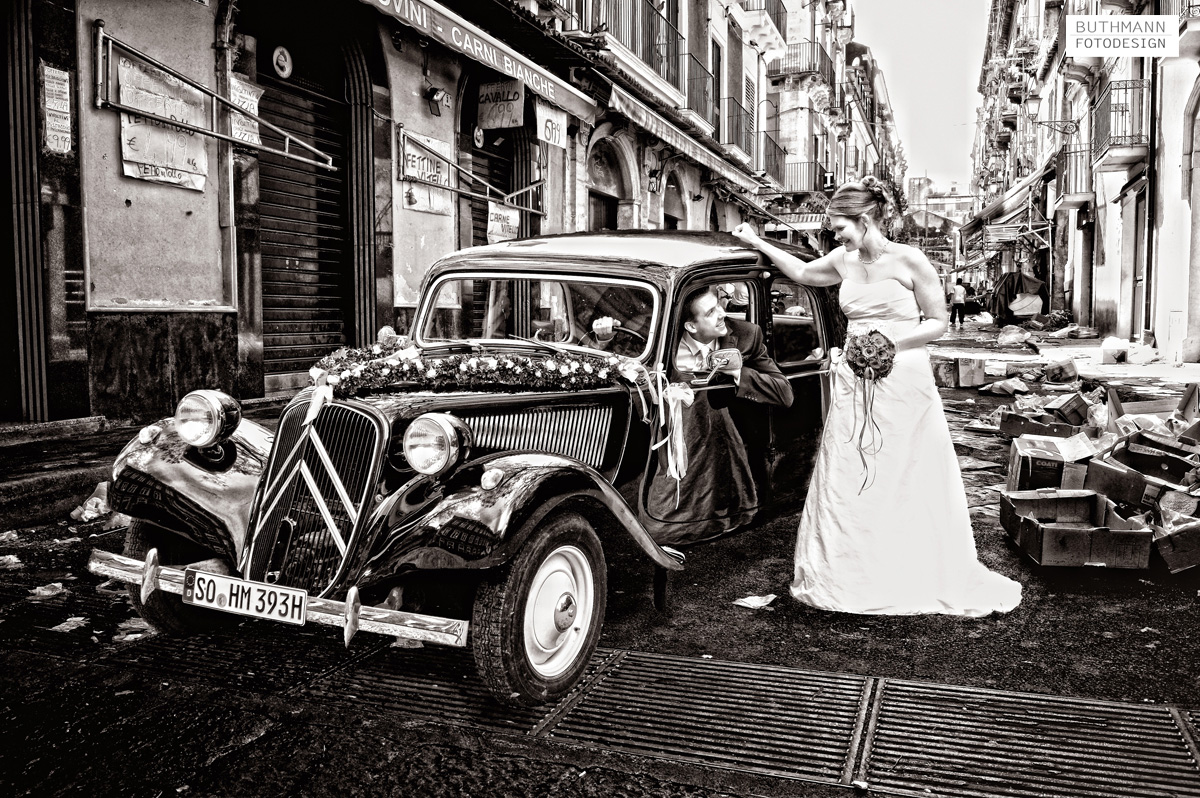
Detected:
left=247, top=398, right=383, bottom=595
left=461, top=405, right=613, bottom=468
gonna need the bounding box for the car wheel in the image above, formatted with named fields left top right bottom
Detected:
left=471, top=512, right=606, bottom=707
left=123, top=519, right=235, bottom=636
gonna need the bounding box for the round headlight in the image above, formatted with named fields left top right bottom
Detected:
left=403, top=413, right=465, bottom=475
left=175, top=390, right=241, bottom=448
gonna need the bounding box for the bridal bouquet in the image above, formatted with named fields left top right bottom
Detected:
left=843, top=329, right=896, bottom=382
left=841, top=329, right=896, bottom=493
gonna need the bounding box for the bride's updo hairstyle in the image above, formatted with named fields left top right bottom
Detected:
left=826, top=175, right=896, bottom=231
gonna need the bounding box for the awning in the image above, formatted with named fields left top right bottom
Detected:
left=360, top=0, right=597, bottom=123
left=765, top=212, right=825, bottom=230
left=959, top=155, right=1057, bottom=240
left=608, top=86, right=758, bottom=193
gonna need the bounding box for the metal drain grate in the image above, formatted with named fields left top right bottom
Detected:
left=543, top=651, right=871, bottom=784
left=302, top=645, right=623, bottom=734
left=859, top=680, right=1200, bottom=798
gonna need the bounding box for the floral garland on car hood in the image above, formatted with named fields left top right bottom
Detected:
left=305, top=329, right=695, bottom=499
left=309, top=340, right=628, bottom=398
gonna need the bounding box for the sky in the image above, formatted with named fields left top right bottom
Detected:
left=848, top=0, right=992, bottom=192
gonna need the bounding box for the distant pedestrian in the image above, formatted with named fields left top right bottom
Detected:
left=949, top=278, right=967, bottom=327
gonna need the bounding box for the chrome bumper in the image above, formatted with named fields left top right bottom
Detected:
left=87, top=549, right=469, bottom=648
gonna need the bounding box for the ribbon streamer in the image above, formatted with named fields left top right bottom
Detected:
left=651, top=382, right=695, bottom=508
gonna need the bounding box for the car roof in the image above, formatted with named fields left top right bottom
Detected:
left=430, top=230, right=818, bottom=289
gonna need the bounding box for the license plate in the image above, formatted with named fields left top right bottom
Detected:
left=182, top=570, right=307, bottom=626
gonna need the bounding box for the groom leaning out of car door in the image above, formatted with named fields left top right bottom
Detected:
left=638, top=285, right=793, bottom=547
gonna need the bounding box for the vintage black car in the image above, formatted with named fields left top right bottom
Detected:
left=88, top=231, right=841, bottom=706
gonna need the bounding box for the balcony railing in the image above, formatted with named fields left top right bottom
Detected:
left=738, top=0, right=787, bottom=40
left=766, top=42, right=835, bottom=87
left=782, top=161, right=832, bottom=194
left=760, top=130, right=785, bottom=185
left=1092, top=79, right=1149, bottom=160
left=1056, top=145, right=1093, bottom=196
left=566, top=0, right=684, bottom=91
left=723, top=97, right=754, bottom=157
left=686, top=54, right=717, bottom=128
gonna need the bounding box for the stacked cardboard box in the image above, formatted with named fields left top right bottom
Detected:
left=1000, top=384, right=1200, bottom=571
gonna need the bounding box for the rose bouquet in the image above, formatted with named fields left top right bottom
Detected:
left=840, top=329, right=897, bottom=492
left=842, top=329, right=896, bottom=382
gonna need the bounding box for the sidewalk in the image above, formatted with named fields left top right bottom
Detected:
left=0, top=398, right=286, bottom=529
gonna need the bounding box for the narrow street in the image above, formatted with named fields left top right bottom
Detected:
left=5, top=325, right=1200, bottom=798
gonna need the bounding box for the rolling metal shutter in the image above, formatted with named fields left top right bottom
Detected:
left=257, top=73, right=351, bottom=394
left=460, top=132, right=513, bottom=248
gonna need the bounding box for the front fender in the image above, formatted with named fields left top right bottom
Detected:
left=109, top=417, right=272, bottom=562
left=353, top=453, right=682, bottom=591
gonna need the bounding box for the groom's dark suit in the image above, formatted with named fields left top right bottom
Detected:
left=642, top=318, right=793, bottom=546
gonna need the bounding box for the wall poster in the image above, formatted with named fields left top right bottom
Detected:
left=117, top=55, right=208, bottom=191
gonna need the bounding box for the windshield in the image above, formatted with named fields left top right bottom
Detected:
left=419, top=275, right=657, bottom=359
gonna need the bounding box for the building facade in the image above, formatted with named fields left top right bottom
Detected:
left=3, top=0, right=903, bottom=424
left=965, top=0, right=1200, bottom=362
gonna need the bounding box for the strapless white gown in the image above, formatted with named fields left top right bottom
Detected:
left=790, top=279, right=1022, bottom=616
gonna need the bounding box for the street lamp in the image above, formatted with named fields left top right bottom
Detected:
left=1022, top=94, right=1079, bottom=135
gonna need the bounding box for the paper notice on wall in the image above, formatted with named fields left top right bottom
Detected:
left=486, top=201, right=520, bottom=244
left=228, top=75, right=265, bottom=147
left=534, top=100, right=567, bottom=149
left=400, top=130, right=453, bottom=215
left=117, top=55, right=208, bottom=191
left=478, top=79, right=523, bottom=130
left=41, top=63, right=73, bottom=154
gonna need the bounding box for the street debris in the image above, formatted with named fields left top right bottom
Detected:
left=27, top=582, right=67, bottom=600
left=732, top=593, right=778, bottom=609
left=50, top=537, right=81, bottom=547
left=0, top=530, right=18, bottom=543
left=0, top=554, right=23, bottom=570
left=70, top=481, right=111, bottom=522
left=113, top=616, right=152, bottom=643
left=95, top=578, right=125, bottom=596
left=49, top=617, right=88, bottom=633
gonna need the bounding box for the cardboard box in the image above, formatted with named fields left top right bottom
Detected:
left=1006, top=434, right=1096, bottom=491
left=1044, top=392, right=1089, bottom=426
left=1109, top=443, right=1197, bottom=486
left=1083, top=456, right=1182, bottom=508
left=1152, top=521, right=1200, bottom=574
left=931, top=357, right=958, bottom=388
left=999, top=489, right=1152, bottom=568
left=1106, top=384, right=1200, bottom=433
left=998, top=409, right=1095, bottom=439
left=1128, top=430, right=1200, bottom=460
left=957, top=357, right=988, bottom=387
left=1044, top=358, right=1078, bottom=383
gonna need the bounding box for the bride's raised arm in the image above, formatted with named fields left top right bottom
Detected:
left=731, top=223, right=843, bottom=286
left=891, top=246, right=950, bottom=351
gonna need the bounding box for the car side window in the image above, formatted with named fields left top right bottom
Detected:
left=674, top=280, right=761, bottom=376
left=771, top=279, right=825, bottom=365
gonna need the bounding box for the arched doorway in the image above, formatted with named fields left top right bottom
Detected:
left=663, top=171, right=686, bottom=230
left=709, top=200, right=721, bottom=232
left=588, top=139, right=627, bottom=231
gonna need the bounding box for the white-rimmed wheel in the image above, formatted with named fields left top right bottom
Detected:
left=471, top=512, right=606, bottom=707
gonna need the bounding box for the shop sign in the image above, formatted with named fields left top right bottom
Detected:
left=40, top=62, right=72, bottom=155
left=401, top=129, right=454, bottom=215
left=359, top=0, right=596, bottom=123
left=117, top=55, right=208, bottom=191
left=478, top=80, right=523, bottom=130
left=535, top=100, right=567, bottom=150
left=486, top=201, right=520, bottom=243
left=229, top=75, right=265, bottom=147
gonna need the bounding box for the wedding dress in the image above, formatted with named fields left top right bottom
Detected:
left=790, top=278, right=1022, bottom=616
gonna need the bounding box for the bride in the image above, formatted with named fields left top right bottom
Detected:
left=732, top=177, right=1021, bottom=617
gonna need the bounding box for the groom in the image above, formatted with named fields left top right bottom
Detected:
left=642, top=286, right=793, bottom=546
